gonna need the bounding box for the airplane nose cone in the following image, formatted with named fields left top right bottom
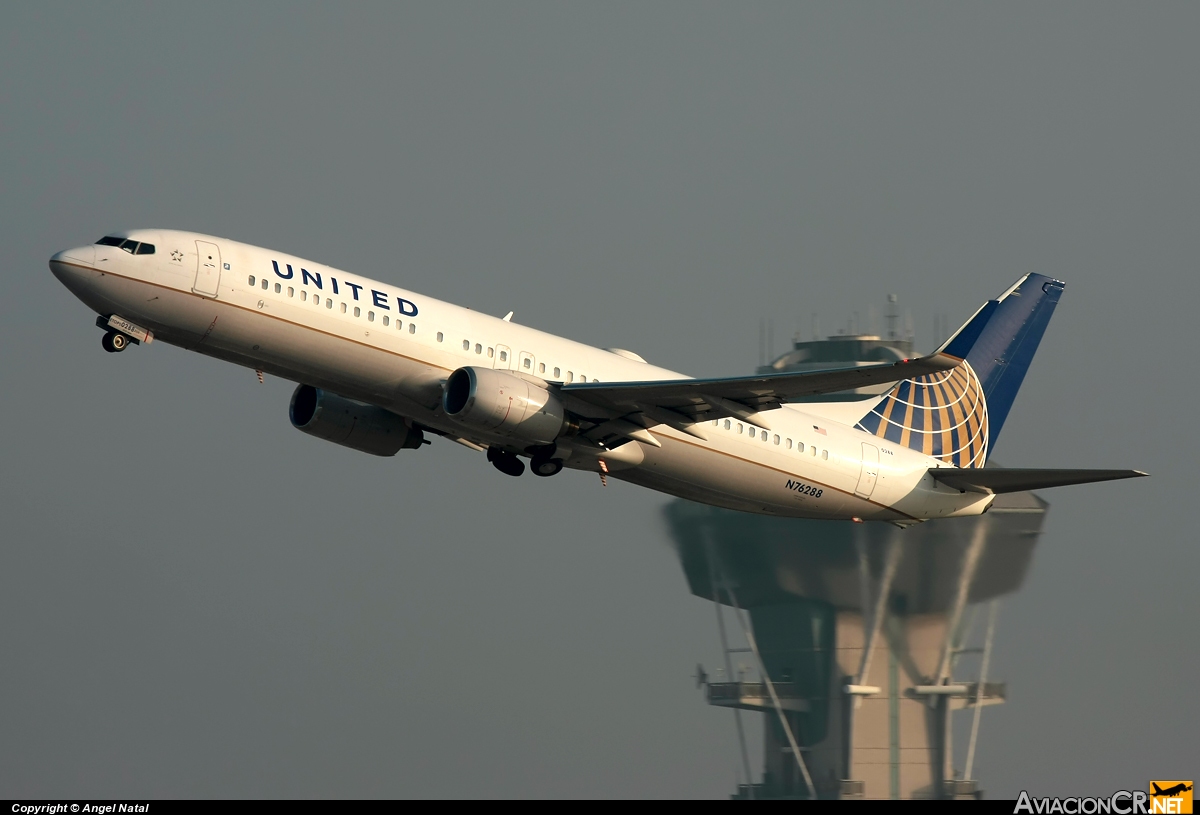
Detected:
left=50, top=245, right=95, bottom=266
left=49, top=245, right=95, bottom=283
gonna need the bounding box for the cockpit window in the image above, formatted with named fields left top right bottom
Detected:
left=94, top=236, right=154, bottom=254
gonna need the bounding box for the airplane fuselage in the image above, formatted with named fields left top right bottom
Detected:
left=49, top=229, right=994, bottom=523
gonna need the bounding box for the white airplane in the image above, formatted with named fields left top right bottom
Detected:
left=49, top=230, right=1144, bottom=525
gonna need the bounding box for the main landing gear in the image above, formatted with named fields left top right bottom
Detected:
left=530, top=457, right=564, bottom=477
left=101, top=331, right=129, bottom=353
left=486, top=447, right=565, bottom=478
left=487, top=447, right=526, bottom=477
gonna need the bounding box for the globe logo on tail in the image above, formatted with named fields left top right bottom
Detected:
left=855, top=359, right=989, bottom=468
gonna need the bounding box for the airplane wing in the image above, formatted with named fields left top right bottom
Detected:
left=929, top=468, right=1148, bottom=495
left=557, top=353, right=959, bottom=447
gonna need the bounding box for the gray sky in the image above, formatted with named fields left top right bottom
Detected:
left=2, top=2, right=1195, bottom=798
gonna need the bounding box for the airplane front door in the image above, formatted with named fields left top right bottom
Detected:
left=855, top=443, right=879, bottom=499
left=193, top=240, right=222, bottom=298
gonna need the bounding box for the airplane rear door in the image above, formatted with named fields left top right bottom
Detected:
left=855, top=443, right=879, bottom=499
left=193, top=240, right=222, bottom=298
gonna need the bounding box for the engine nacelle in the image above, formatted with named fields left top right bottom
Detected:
left=289, top=385, right=423, bottom=456
left=442, top=366, right=566, bottom=445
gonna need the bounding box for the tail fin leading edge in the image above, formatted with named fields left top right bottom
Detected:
left=855, top=273, right=1064, bottom=467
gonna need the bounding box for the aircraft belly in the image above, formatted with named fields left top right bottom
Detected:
left=623, top=434, right=894, bottom=519
left=82, top=269, right=443, bottom=415
left=217, top=306, right=445, bottom=411
left=55, top=265, right=208, bottom=347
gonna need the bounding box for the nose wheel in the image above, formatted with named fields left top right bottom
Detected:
left=101, top=331, right=129, bottom=353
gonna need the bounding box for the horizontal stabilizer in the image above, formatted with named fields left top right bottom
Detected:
left=929, top=467, right=1147, bottom=495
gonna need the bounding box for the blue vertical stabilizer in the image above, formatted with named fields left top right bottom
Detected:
left=855, top=274, right=1064, bottom=465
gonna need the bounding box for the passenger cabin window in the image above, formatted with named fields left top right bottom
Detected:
left=475, top=343, right=482, bottom=354
left=352, top=306, right=359, bottom=316
left=409, top=323, right=416, bottom=334
left=538, top=363, right=545, bottom=374
left=340, top=303, right=347, bottom=313
left=500, top=350, right=508, bottom=362
left=261, top=279, right=268, bottom=290
left=462, top=340, right=470, bottom=350
left=821, top=450, right=829, bottom=460
left=248, top=275, right=256, bottom=286
left=786, top=438, right=793, bottom=449
left=368, top=311, right=375, bottom=322
left=274, top=283, right=281, bottom=293
left=437, top=332, right=444, bottom=342
left=761, top=431, right=768, bottom=442
left=810, top=445, right=816, bottom=456
left=553, top=367, right=560, bottom=378
left=326, top=298, right=333, bottom=308
left=774, top=435, right=780, bottom=445
left=301, top=291, right=307, bottom=301
left=566, top=372, right=573, bottom=382
left=724, top=419, right=731, bottom=430
left=737, top=424, right=743, bottom=434
left=488, top=347, right=494, bottom=358
left=523, top=358, right=532, bottom=370
left=382, top=315, right=389, bottom=326
left=287, top=287, right=294, bottom=297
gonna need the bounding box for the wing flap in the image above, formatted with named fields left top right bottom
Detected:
left=929, top=468, right=1148, bottom=495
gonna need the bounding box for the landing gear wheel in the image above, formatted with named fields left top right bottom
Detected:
left=102, top=331, right=128, bottom=353
left=486, top=447, right=525, bottom=477
left=531, top=457, right=563, bottom=477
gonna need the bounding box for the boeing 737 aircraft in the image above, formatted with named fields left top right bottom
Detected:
left=49, top=230, right=1144, bottom=525
left=1152, top=783, right=1193, bottom=798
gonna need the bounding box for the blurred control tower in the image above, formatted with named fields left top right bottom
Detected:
left=666, top=296, right=1048, bottom=800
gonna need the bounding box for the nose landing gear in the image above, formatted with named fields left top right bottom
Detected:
left=95, top=315, right=150, bottom=354
left=101, top=331, right=129, bottom=353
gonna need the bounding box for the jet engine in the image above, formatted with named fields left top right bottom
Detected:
left=442, top=366, right=566, bottom=445
left=289, top=384, right=424, bottom=456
